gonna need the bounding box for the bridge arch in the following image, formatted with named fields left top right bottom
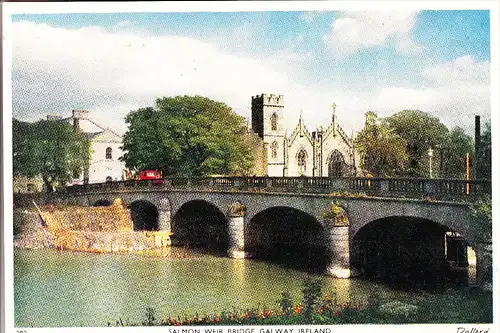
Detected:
left=346, top=200, right=477, bottom=246
left=246, top=206, right=330, bottom=272
left=351, top=215, right=476, bottom=289
left=171, top=199, right=228, bottom=252
left=128, top=200, right=159, bottom=231
left=92, top=199, right=113, bottom=207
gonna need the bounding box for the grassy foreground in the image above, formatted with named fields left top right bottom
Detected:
left=114, top=278, right=492, bottom=326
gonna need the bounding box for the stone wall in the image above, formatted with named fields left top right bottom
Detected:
left=41, top=204, right=133, bottom=232
left=13, top=202, right=163, bottom=253
left=49, top=229, right=158, bottom=253
left=14, top=211, right=55, bottom=249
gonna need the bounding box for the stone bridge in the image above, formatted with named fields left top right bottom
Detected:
left=15, top=176, right=491, bottom=286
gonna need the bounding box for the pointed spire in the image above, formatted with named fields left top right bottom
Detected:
left=299, top=109, right=303, bottom=137
left=330, top=102, right=337, bottom=122
left=330, top=102, right=337, bottom=136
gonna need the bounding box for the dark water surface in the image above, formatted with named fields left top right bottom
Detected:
left=14, top=248, right=473, bottom=327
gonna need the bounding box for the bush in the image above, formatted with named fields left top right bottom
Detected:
left=143, top=307, right=156, bottom=326
left=278, top=291, right=293, bottom=315
left=469, top=198, right=492, bottom=241
left=301, top=277, right=323, bottom=321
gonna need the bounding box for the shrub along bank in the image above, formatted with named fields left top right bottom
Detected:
left=115, top=278, right=492, bottom=326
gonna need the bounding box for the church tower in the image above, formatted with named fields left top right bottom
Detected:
left=251, top=94, right=286, bottom=176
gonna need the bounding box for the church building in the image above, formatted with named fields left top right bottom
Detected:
left=251, top=93, right=358, bottom=177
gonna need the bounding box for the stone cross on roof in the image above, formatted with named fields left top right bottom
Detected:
left=330, top=102, right=337, bottom=127
left=330, top=102, right=336, bottom=117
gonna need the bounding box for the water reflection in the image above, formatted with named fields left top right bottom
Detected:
left=14, top=248, right=477, bottom=327
left=323, top=277, right=351, bottom=306
left=229, top=259, right=247, bottom=299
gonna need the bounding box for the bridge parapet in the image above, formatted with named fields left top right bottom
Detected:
left=64, top=177, right=490, bottom=201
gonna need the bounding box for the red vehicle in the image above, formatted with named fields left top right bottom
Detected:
left=138, top=170, right=164, bottom=184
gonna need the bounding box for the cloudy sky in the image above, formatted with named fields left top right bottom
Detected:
left=8, top=8, right=491, bottom=136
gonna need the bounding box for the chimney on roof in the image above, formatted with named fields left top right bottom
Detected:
left=72, top=110, right=89, bottom=131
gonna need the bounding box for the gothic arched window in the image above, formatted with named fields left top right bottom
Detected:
left=328, top=150, right=345, bottom=177
left=271, top=113, right=278, bottom=131
left=106, top=147, right=112, bottom=160
left=297, top=149, right=307, bottom=175
left=271, top=141, right=278, bottom=159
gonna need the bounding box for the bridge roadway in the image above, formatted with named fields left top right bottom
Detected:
left=16, top=176, right=491, bottom=284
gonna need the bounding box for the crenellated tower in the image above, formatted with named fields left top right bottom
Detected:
left=251, top=94, right=286, bottom=176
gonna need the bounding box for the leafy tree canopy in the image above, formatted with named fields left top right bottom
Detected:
left=13, top=118, right=91, bottom=192
left=477, top=121, right=491, bottom=179
left=355, top=111, right=408, bottom=177
left=440, top=126, right=474, bottom=179
left=357, top=110, right=475, bottom=179
left=470, top=198, right=492, bottom=241
left=120, top=95, right=255, bottom=177
left=385, top=110, right=450, bottom=177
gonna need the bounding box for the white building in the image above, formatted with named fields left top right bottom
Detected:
left=49, top=110, right=127, bottom=184
left=251, top=94, right=358, bottom=177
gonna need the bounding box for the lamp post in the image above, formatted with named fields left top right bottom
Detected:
left=427, top=148, right=434, bottom=178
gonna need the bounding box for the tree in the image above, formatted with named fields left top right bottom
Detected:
left=440, top=126, right=474, bottom=179
left=13, top=119, right=33, bottom=177
left=470, top=198, right=492, bottom=241
left=13, top=118, right=91, bottom=192
left=355, top=111, right=408, bottom=177
left=385, top=110, right=449, bottom=177
left=121, top=95, right=255, bottom=177
left=476, top=121, right=491, bottom=179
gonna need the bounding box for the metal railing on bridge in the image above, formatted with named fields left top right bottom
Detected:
left=65, top=177, right=491, bottom=201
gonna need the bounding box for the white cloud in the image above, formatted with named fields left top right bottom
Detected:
left=395, top=36, right=425, bottom=54
left=11, top=21, right=360, bottom=135
left=324, top=11, right=423, bottom=59
left=368, top=55, right=490, bottom=133
left=115, top=20, right=132, bottom=27
left=422, top=55, right=489, bottom=86
left=11, top=21, right=489, bottom=140
left=299, top=11, right=324, bottom=23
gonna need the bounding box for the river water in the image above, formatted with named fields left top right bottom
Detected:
left=14, top=248, right=473, bottom=327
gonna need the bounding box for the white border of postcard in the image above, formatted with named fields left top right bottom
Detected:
left=2, top=1, right=499, bottom=333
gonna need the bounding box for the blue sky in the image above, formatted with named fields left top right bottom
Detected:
left=11, top=10, right=490, bottom=57
left=9, top=9, right=491, bottom=135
